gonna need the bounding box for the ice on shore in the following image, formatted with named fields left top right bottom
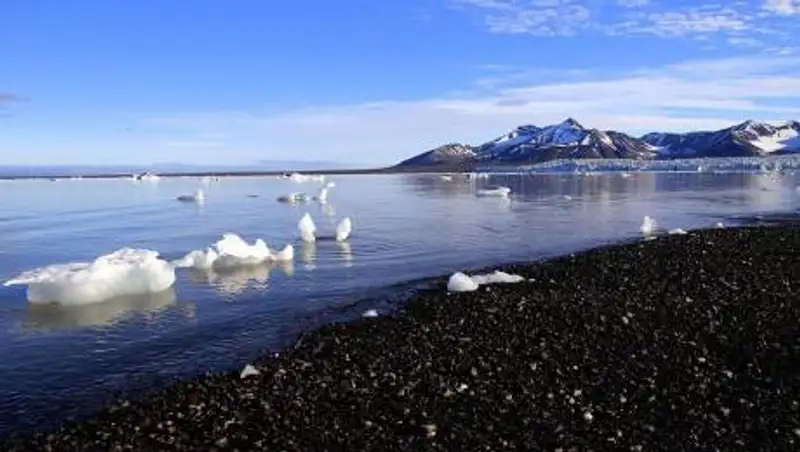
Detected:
left=447, top=270, right=526, bottom=292
left=240, top=364, right=261, bottom=379
left=4, top=248, right=176, bottom=305
left=640, top=216, right=657, bottom=236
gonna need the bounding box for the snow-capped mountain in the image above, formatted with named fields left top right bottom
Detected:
left=394, top=143, right=476, bottom=167
left=395, top=118, right=800, bottom=168
left=395, top=118, right=657, bottom=167
left=641, top=120, right=800, bottom=158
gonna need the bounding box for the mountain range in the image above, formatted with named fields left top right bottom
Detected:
left=394, top=118, right=800, bottom=168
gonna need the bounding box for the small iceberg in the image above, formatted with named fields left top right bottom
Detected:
left=281, top=172, right=326, bottom=183
left=299, top=213, right=352, bottom=242
left=4, top=248, right=177, bottom=305
left=277, top=192, right=310, bottom=204
left=135, top=172, right=160, bottom=183
left=447, top=270, right=526, bottom=292
left=299, top=213, right=317, bottom=243
left=316, top=182, right=336, bottom=203
left=476, top=186, right=511, bottom=197
left=668, top=228, right=688, bottom=235
left=177, top=189, right=204, bottom=203
left=335, top=217, right=352, bottom=242
left=173, top=233, right=294, bottom=270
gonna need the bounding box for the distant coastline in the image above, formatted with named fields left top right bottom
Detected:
left=0, top=165, right=457, bottom=181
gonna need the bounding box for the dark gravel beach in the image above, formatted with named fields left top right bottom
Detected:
left=3, top=226, right=799, bottom=451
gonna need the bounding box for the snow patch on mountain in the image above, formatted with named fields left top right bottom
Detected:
left=394, top=118, right=800, bottom=168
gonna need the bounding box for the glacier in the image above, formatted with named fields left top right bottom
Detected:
left=472, top=155, right=800, bottom=175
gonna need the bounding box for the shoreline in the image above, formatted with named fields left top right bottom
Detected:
left=2, top=225, right=799, bottom=450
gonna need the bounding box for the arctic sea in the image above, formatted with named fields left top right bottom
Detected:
left=0, top=164, right=798, bottom=436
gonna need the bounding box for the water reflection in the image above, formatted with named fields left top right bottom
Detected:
left=336, top=241, right=353, bottom=267
left=401, top=174, right=474, bottom=196
left=22, top=289, right=178, bottom=332
left=401, top=171, right=798, bottom=210
left=186, top=261, right=295, bottom=296
left=300, top=242, right=317, bottom=268
left=319, top=202, right=335, bottom=217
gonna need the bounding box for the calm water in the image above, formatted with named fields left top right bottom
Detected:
left=0, top=171, right=798, bottom=436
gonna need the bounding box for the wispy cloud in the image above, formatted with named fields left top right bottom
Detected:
left=0, top=93, right=20, bottom=102
left=0, top=92, right=22, bottom=118
left=617, top=0, right=649, bottom=7
left=142, top=55, right=800, bottom=165
left=0, top=92, right=21, bottom=106
left=609, top=7, right=750, bottom=38
left=762, top=0, right=800, bottom=15
left=454, top=0, right=796, bottom=48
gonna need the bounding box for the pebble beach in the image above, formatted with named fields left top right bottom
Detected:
left=2, top=225, right=798, bottom=451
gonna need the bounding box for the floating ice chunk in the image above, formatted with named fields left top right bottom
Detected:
left=362, top=309, right=379, bottom=318
left=477, top=186, right=511, bottom=197
left=335, top=217, right=352, bottom=242
left=137, top=172, right=160, bottom=183
left=4, top=248, right=176, bottom=305
left=173, top=233, right=293, bottom=270
left=172, top=247, right=218, bottom=269
left=298, top=213, right=317, bottom=243
left=316, top=181, right=336, bottom=203
left=177, top=189, right=204, bottom=203
left=277, top=192, right=309, bottom=203
left=214, top=234, right=271, bottom=267
left=640, top=216, right=657, bottom=235
left=240, top=364, right=261, bottom=379
left=447, top=272, right=479, bottom=292
left=271, top=244, right=294, bottom=262
left=715, top=222, right=725, bottom=228
left=283, top=172, right=325, bottom=183
left=668, top=228, right=688, bottom=235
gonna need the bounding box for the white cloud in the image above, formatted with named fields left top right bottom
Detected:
left=762, top=0, right=800, bottom=15
left=617, top=0, right=649, bottom=7
left=613, top=9, right=750, bottom=37
left=143, top=55, right=800, bottom=165
left=456, top=0, right=593, bottom=36
left=455, top=0, right=794, bottom=47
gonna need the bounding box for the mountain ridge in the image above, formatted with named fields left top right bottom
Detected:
left=395, top=119, right=800, bottom=168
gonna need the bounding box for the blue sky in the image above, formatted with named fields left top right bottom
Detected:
left=1, top=0, right=800, bottom=167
